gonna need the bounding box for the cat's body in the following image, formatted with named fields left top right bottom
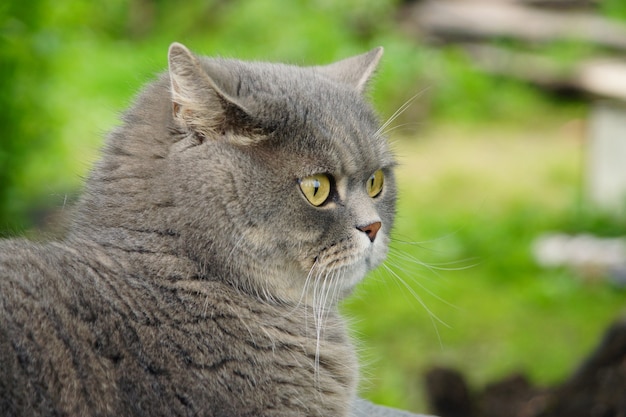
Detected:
left=0, top=239, right=354, bottom=416
left=0, top=43, right=418, bottom=417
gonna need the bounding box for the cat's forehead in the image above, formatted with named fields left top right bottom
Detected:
left=200, top=58, right=322, bottom=99
left=293, top=106, right=393, bottom=177
left=213, top=60, right=393, bottom=174
left=265, top=117, right=394, bottom=185
left=258, top=70, right=394, bottom=175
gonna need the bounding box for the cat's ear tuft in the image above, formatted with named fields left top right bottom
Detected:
left=167, top=43, right=267, bottom=145
left=168, top=43, right=206, bottom=119
left=316, top=47, right=384, bottom=93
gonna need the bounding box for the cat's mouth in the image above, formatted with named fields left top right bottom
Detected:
left=315, top=253, right=361, bottom=271
left=296, top=229, right=388, bottom=297
left=312, top=239, right=360, bottom=269
left=305, top=246, right=373, bottom=290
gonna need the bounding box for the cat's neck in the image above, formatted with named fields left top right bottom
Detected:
left=64, top=75, right=195, bottom=278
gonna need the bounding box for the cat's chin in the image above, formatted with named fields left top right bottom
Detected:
left=257, top=229, right=390, bottom=305
left=341, top=246, right=388, bottom=292
left=267, top=252, right=385, bottom=307
left=310, top=233, right=389, bottom=297
left=337, top=263, right=370, bottom=293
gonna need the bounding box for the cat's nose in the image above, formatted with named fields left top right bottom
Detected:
left=357, top=221, right=381, bottom=243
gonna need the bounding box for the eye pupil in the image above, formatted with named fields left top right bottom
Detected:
left=367, top=169, right=384, bottom=198
left=299, top=174, right=331, bottom=206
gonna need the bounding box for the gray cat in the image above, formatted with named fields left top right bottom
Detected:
left=0, top=43, right=428, bottom=417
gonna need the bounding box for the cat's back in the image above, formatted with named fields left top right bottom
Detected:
left=0, top=239, right=88, bottom=315
left=0, top=239, right=355, bottom=417
left=0, top=239, right=122, bottom=415
left=0, top=238, right=113, bottom=315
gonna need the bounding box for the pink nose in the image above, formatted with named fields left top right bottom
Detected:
left=357, top=221, right=381, bottom=242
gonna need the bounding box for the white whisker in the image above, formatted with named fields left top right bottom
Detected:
left=330, top=269, right=343, bottom=316
left=375, top=90, right=428, bottom=138
left=225, top=234, right=246, bottom=264
left=381, top=263, right=449, bottom=328
left=381, top=263, right=446, bottom=349
left=379, top=122, right=423, bottom=137
left=391, top=230, right=466, bottom=247
left=384, top=254, right=458, bottom=311
left=390, top=249, right=479, bottom=272
left=313, top=267, right=330, bottom=379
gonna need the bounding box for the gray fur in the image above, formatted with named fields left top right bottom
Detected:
left=0, top=43, right=405, bottom=417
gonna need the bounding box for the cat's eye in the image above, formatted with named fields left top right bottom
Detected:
left=366, top=170, right=384, bottom=198
left=299, top=174, right=331, bottom=207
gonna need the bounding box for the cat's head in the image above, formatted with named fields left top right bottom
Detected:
left=82, top=43, right=396, bottom=306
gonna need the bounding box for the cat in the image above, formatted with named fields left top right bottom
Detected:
left=0, top=43, right=426, bottom=417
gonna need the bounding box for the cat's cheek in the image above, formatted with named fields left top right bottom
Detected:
left=342, top=264, right=369, bottom=290
left=364, top=231, right=390, bottom=270
left=341, top=232, right=389, bottom=290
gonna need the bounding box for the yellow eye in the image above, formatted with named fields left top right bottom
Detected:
left=299, top=174, right=331, bottom=207
left=366, top=169, right=384, bottom=198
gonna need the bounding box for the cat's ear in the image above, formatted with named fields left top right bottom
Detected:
left=315, top=47, right=384, bottom=93
left=168, top=42, right=263, bottom=145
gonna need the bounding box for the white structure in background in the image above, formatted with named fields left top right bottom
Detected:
left=533, top=233, right=626, bottom=270
left=588, top=100, right=626, bottom=210
left=533, top=233, right=626, bottom=286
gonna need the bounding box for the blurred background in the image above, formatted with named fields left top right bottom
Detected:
left=2, top=0, right=626, bottom=415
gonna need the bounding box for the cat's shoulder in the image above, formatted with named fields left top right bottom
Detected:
left=0, top=238, right=102, bottom=296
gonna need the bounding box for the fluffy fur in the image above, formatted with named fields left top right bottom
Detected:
left=0, top=43, right=400, bottom=417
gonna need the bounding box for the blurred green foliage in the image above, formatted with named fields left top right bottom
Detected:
left=1, top=0, right=54, bottom=234
left=602, top=0, right=626, bottom=21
